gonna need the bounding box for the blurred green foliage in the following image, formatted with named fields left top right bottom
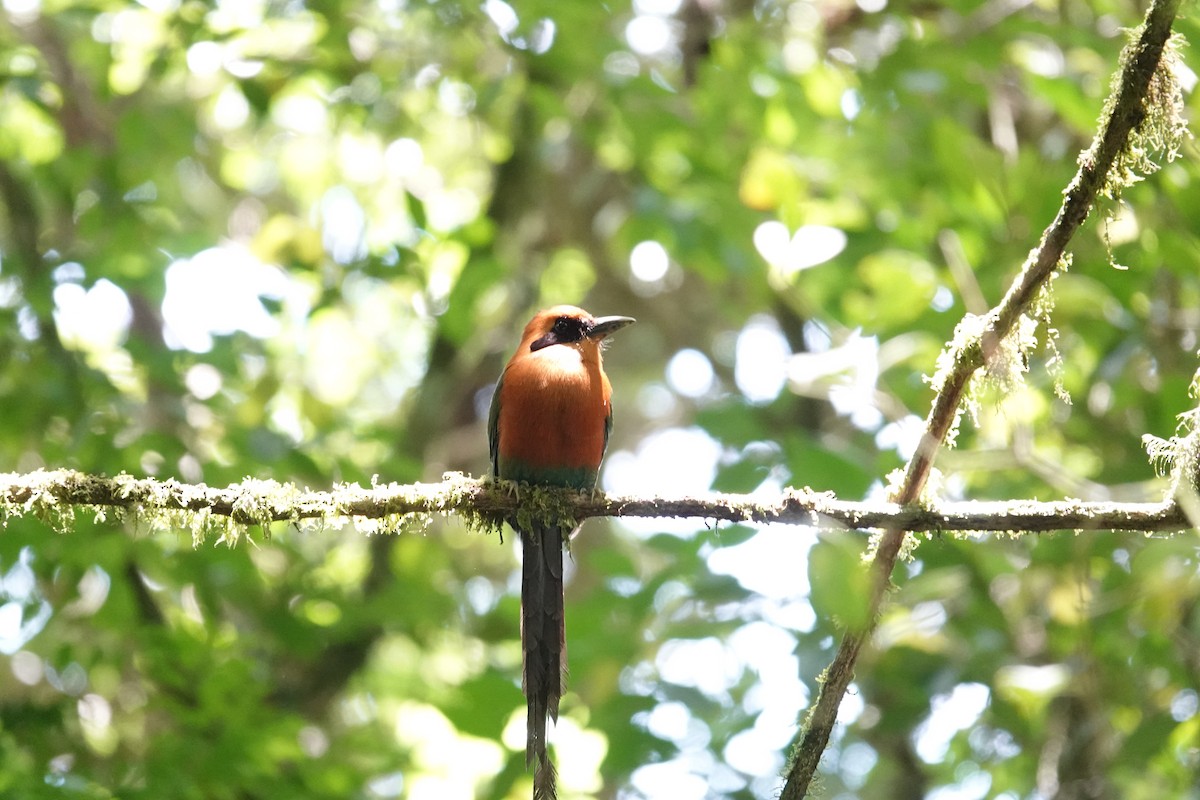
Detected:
left=1, top=0, right=1199, bottom=798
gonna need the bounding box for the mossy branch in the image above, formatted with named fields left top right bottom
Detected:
left=780, top=0, right=1187, bottom=796
left=0, top=468, right=1193, bottom=540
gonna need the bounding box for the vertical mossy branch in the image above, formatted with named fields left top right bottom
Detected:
left=780, top=1, right=1187, bottom=796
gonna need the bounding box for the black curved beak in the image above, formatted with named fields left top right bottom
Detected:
left=588, top=316, right=636, bottom=340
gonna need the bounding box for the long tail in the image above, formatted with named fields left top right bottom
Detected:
left=520, top=523, right=565, bottom=800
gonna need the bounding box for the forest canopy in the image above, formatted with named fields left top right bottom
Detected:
left=1, top=0, right=1200, bottom=798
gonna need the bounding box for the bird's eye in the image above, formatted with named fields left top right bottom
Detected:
left=531, top=316, right=584, bottom=352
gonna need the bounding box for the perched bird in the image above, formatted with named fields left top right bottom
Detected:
left=489, top=305, right=635, bottom=800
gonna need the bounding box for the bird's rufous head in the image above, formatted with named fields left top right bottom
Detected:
left=520, top=305, right=635, bottom=353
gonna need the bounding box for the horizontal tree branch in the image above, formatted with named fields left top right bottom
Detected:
left=0, top=468, right=1192, bottom=537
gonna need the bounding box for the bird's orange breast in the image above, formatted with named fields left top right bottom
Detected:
left=496, top=344, right=611, bottom=487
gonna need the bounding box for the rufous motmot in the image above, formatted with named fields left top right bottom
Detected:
left=489, top=305, right=635, bottom=800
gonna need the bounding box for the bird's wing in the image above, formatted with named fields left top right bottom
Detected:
left=488, top=371, right=503, bottom=478
left=603, top=405, right=613, bottom=459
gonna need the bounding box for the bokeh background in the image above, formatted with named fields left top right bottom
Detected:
left=2, top=0, right=1200, bottom=798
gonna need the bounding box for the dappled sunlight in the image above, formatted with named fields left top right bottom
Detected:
left=753, top=220, right=848, bottom=275
left=707, top=523, right=815, bottom=606
left=0, top=547, right=53, bottom=654
left=656, top=636, right=740, bottom=700
left=665, top=348, right=715, bottom=398
left=51, top=277, right=142, bottom=396
left=392, top=702, right=506, bottom=799
left=162, top=246, right=297, bottom=352
left=500, top=709, right=607, bottom=795
left=53, top=278, right=132, bottom=352
left=788, top=329, right=882, bottom=430
left=603, top=427, right=720, bottom=498
left=630, top=761, right=711, bottom=799
left=735, top=316, right=790, bottom=404
left=4, top=0, right=1200, bottom=797
left=915, top=683, right=991, bottom=764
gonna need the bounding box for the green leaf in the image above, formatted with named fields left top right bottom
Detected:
left=808, top=532, right=873, bottom=632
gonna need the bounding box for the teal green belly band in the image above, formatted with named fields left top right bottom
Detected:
left=498, top=457, right=599, bottom=491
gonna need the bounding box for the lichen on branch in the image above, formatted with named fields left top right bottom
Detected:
left=0, top=468, right=1191, bottom=541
